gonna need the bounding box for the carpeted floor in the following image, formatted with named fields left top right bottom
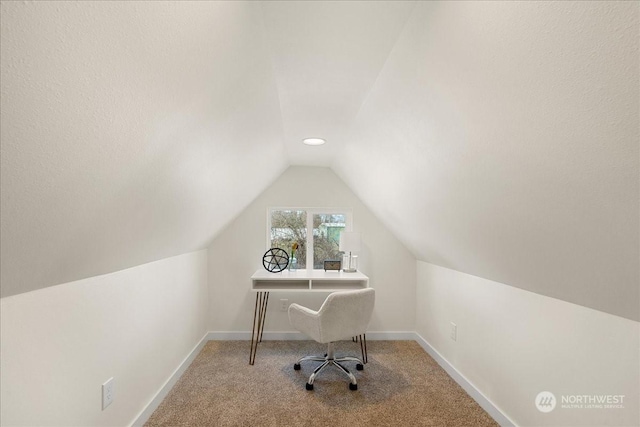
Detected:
left=145, top=340, right=498, bottom=427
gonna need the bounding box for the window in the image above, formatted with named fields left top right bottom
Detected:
left=270, top=209, right=307, bottom=268
left=268, top=208, right=352, bottom=270
left=312, top=213, right=345, bottom=269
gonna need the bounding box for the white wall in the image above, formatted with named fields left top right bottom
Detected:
left=0, top=250, right=208, bottom=427
left=1, top=1, right=287, bottom=299
left=335, top=0, right=639, bottom=321
left=416, top=261, right=639, bottom=427
left=207, top=166, right=416, bottom=334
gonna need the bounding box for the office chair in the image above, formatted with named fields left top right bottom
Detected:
left=288, top=288, right=375, bottom=391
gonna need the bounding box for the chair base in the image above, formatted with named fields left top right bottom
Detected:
left=294, top=342, right=364, bottom=390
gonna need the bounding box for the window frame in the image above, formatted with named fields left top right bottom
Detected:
left=266, top=207, right=353, bottom=270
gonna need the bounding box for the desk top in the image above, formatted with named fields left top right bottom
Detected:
left=251, top=269, right=369, bottom=292
left=251, top=269, right=368, bottom=281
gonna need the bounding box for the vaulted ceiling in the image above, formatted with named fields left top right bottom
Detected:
left=1, top=2, right=637, bottom=320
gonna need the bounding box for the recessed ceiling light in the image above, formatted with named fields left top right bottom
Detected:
left=302, top=138, right=326, bottom=146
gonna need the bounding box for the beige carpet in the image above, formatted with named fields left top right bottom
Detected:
left=145, top=340, right=498, bottom=427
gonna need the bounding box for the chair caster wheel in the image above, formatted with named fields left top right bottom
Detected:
left=294, top=363, right=301, bottom=370
left=356, top=363, right=364, bottom=371
left=306, top=383, right=314, bottom=391
left=349, top=383, right=358, bottom=391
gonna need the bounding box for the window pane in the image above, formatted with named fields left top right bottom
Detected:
left=313, top=213, right=345, bottom=269
left=270, top=210, right=306, bottom=267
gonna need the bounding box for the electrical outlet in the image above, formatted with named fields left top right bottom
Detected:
left=450, top=322, right=457, bottom=342
left=280, top=299, right=289, bottom=312
left=102, top=377, right=114, bottom=410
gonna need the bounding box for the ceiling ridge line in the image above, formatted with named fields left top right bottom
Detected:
left=349, top=0, right=419, bottom=128
left=257, top=0, right=291, bottom=166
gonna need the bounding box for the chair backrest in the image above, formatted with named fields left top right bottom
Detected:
left=316, top=288, right=375, bottom=343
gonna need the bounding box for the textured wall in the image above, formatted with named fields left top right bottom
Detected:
left=2, top=1, right=637, bottom=322
left=0, top=1, right=287, bottom=297
left=0, top=250, right=208, bottom=426
left=416, top=261, right=639, bottom=426
left=335, top=1, right=639, bottom=320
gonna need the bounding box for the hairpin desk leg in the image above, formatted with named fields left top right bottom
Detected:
left=350, top=335, right=369, bottom=364
left=359, top=334, right=368, bottom=364
left=258, top=292, right=269, bottom=343
left=249, top=291, right=270, bottom=365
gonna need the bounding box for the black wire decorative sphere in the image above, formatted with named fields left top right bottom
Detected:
left=262, top=248, right=289, bottom=273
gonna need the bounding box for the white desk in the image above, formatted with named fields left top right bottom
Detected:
left=251, top=269, right=369, bottom=291
left=249, top=269, right=369, bottom=365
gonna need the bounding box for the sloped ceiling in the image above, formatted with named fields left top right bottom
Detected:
left=0, top=1, right=289, bottom=296
left=261, top=1, right=415, bottom=165
left=1, top=2, right=637, bottom=320
left=333, top=1, right=639, bottom=320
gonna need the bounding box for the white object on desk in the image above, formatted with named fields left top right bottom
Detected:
left=339, top=231, right=361, bottom=272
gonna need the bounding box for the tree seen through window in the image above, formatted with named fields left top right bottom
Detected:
left=269, top=210, right=348, bottom=270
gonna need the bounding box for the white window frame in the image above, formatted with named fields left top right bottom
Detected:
left=267, top=207, right=353, bottom=270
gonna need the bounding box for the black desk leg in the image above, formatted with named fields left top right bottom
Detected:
left=359, top=334, right=368, bottom=364
left=249, top=291, right=269, bottom=365
left=351, top=335, right=368, bottom=363
left=258, top=292, right=269, bottom=343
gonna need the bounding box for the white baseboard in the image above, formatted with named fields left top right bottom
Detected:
left=364, top=331, right=416, bottom=340
left=205, top=330, right=416, bottom=341
left=131, top=331, right=514, bottom=427
left=414, top=333, right=516, bottom=427
left=206, top=331, right=304, bottom=340
left=130, top=332, right=209, bottom=427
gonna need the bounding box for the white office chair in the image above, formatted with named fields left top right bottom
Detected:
left=288, top=288, right=375, bottom=391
